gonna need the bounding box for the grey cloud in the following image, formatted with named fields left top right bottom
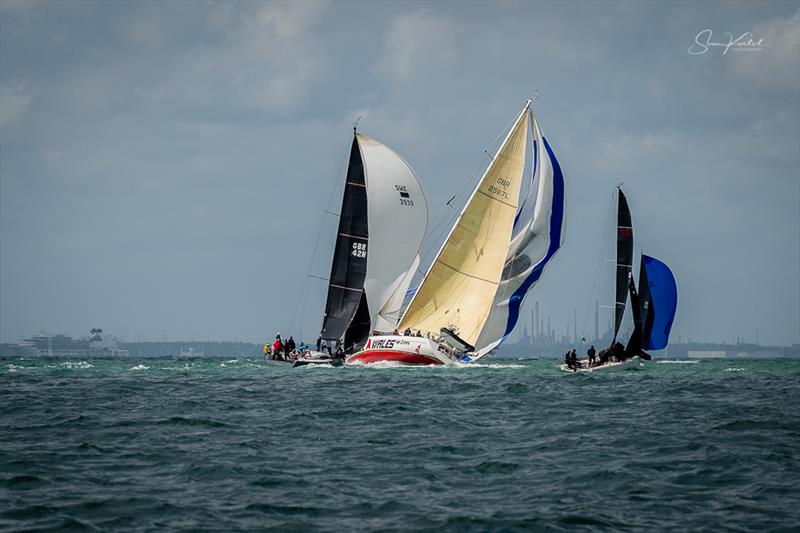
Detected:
left=1, top=1, right=798, bottom=346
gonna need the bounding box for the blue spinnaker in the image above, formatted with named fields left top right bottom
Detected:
left=643, top=255, right=677, bottom=350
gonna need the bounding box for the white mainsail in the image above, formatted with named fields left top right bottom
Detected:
left=358, top=134, right=428, bottom=335
left=472, top=111, right=566, bottom=358
left=397, top=102, right=531, bottom=345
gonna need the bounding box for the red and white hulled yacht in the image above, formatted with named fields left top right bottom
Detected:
left=345, top=98, right=566, bottom=367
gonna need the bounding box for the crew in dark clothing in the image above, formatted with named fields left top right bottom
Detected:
left=316, top=336, right=322, bottom=352
left=286, top=336, right=296, bottom=354
left=597, top=346, right=611, bottom=365
left=403, top=328, right=411, bottom=336
left=565, top=350, right=574, bottom=370
left=570, top=349, right=579, bottom=369
left=587, top=345, right=596, bottom=366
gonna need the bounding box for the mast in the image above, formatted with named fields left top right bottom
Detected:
left=612, top=188, right=633, bottom=345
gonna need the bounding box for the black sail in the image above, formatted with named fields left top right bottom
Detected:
left=344, top=292, right=371, bottom=352
left=625, top=275, right=643, bottom=355
left=625, top=258, right=653, bottom=360
left=638, top=255, right=655, bottom=350
left=613, top=189, right=633, bottom=344
left=320, top=135, right=369, bottom=342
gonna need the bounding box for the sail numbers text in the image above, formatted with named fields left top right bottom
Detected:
left=351, top=242, right=366, bottom=258
left=488, top=177, right=510, bottom=200
left=396, top=185, right=415, bottom=206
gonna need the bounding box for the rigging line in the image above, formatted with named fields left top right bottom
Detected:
left=287, top=138, right=352, bottom=337
left=416, top=110, right=521, bottom=267
left=580, top=188, right=616, bottom=340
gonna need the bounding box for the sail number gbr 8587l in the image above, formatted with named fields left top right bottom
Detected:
left=395, top=184, right=415, bottom=206
left=487, top=177, right=511, bottom=201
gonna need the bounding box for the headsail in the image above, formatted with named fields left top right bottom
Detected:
left=359, top=134, right=428, bottom=341
left=612, top=189, right=634, bottom=344
left=473, top=110, right=566, bottom=358
left=321, top=135, right=369, bottom=342
left=398, top=102, right=530, bottom=345
left=640, top=254, right=677, bottom=350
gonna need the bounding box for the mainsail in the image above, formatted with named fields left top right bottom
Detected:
left=398, top=102, right=530, bottom=346
left=473, top=110, right=566, bottom=358
left=612, top=189, right=634, bottom=344
left=321, top=135, right=368, bottom=343
left=320, top=133, right=427, bottom=349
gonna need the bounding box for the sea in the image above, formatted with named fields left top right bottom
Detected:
left=1, top=356, right=798, bottom=531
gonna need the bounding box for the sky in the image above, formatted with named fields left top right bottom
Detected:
left=1, top=0, right=798, bottom=346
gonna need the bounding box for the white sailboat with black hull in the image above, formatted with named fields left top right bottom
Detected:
left=347, top=100, right=566, bottom=366
left=292, top=127, right=428, bottom=368
left=562, top=189, right=678, bottom=372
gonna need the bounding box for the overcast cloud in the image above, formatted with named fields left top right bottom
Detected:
left=1, top=1, right=798, bottom=346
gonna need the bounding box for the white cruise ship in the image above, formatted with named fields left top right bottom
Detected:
left=17, top=329, right=129, bottom=357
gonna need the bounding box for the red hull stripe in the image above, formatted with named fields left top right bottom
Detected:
left=347, top=350, right=444, bottom=366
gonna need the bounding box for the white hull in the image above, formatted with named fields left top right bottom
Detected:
left=292, top=350, right=343, bottom=368
left=560, top=356, right=646, bottom=373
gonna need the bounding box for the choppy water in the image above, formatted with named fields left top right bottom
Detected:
left=1, top=356, right=798, bottom=531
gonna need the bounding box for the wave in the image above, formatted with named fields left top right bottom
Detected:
left=39, top=361, right=94, bottom=369
left=128, top=364, right=149, bottom=371
left=465, top=363, right=526, bottom=369
left=657, top=360, right=699, bottom=364
left=163, top=363, right=194, bottom=370
left=348, top=361, right=426, bottom=369
left=725, top=367, right=746, bottom=372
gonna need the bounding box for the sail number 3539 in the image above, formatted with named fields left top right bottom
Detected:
left=396, top=185, right=415, bottom=206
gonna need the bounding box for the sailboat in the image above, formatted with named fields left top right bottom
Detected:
left=292, top=127, right=428, bottom=367
left=561, top=188, right=678, bottom=372
left=345, top=99, right=566, bottom=366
